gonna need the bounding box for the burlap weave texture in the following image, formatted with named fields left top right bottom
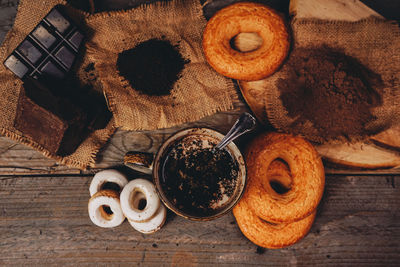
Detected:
left=260, top=18, right=400, bottom=144
left=85, top=0, right=238, bottom=131
left=0, top=0, right=116, bottom=169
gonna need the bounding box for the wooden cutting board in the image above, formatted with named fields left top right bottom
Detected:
left=236, top=0, right=400, bottom=173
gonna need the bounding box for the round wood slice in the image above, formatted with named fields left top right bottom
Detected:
left=316, top=142, right=400, bottom=169
left=235, top=0, right=397, bottom=169
left=370, top=124, right=400, bottom=151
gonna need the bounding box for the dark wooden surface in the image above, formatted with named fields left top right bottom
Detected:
left=0, top=0, right=400, bottom=266
left=1, top=175, right=399, bottom=266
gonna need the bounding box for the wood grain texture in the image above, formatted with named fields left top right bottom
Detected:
left=0, top=175, right=399, bottom=265
left=0, top=108, right=247, bottom=175
left=0, top=0, right=399, bottom=175
left=0, top=1, right=399, bottom=265
left=290, top=0, right=382, bottom=20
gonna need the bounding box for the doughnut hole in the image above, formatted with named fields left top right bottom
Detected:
left=101, top=182, right=122, bottom=193
left=265, top=159, right=292, bottom=195
left=130, top=191, right=147, bottom=211
left=138, top=199, right=147, bottom=210
left=269, top=180, right=290, bottom=195
left=99, top=205, right=114, bottom=220
left=231, top=32, right=263, bottom=52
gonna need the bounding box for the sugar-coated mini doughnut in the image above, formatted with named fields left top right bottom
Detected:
left=128, top=192, right=167, bottom=234
left=120, top=179, right=160, bottom=222
left=88, top=189, right=125, bottom=228
left=202, top=2, right=290, bottom=81
left=89, top=169, right=128, bottom=196
left=245, top=132, right=325, bottom=223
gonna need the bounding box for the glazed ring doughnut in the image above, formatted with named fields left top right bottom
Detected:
left=202, top=2, right=290, bottom=81
left=88, top=189, right=125, bottom=228
left=120, top=179, right=160, bottom=222
left=89, top=169, right=128, bottom=196
left=128, top=192, right=167, bottom=234
left=245, top=132, right=325, bottom=223
left=233, top=197, right=316, bottom=249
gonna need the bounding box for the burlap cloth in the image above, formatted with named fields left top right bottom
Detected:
left=244, top=17, right=400, bottom=144
left=0, top=0, right=116, bottom=169
left=85, top=0, right=238, bottom=131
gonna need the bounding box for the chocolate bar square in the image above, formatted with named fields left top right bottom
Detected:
left=40, top=60, right=65, bottom=79
left=4, top=55, right=29, bottom=78
left=68, top=31, right=84, bottom=50
left=45, top=8, right=71, bottom=34
left=18, top=40, right=42, bottom=64
left=32, top=25, right=57, bottom=49
left=55, top=46, right=75, bottom=69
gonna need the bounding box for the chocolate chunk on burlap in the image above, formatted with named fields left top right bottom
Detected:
left=241, top=18, right=400, bottom=144
left=0, top=0, right=115, bottom=169
left=85, top=0, right=238, bottom=130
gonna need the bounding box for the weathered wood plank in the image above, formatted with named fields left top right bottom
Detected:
left=0, top=108, right=247, bottom=175
left=0, top=175, right=399, bottom=265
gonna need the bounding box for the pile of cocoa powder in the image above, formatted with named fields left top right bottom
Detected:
left=278, top=46, right=384, bottom=142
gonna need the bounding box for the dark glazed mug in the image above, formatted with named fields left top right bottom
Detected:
left=124, top=127, right=247, bottom=221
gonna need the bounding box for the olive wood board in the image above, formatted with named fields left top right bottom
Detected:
left=237, top=0, right=400, bottom=172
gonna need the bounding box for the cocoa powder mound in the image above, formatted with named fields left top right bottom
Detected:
left=278, top=46, right=384, bottom=142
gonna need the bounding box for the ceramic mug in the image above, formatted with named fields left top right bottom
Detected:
left=124, top=127, right=247, bottom=221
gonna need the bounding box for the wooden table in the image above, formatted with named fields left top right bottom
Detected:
left=0, top=0, right=399, bottom=265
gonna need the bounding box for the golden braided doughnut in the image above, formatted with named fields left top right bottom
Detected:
left=233, top=158, right=316, bottom=248
left=202, top=2, right=290, bottom=81
left=245, top=132, right=325, bottom=223
left=233, top=198, right=316, bottom=249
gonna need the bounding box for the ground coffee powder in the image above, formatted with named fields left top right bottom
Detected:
left=116, top=38, right=189, bottom=96
left=278, top=46, right=384, bottom=142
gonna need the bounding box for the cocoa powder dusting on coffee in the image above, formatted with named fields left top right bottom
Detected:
left=278, top=46, right=383, bottom=142
left=161, top=138, right=238, bottom=217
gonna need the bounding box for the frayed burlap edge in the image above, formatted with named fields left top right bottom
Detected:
left=264, top=17, right=400, bottom=144
left=0, top=0, right=117, bottom=170
left=85, top=0, right=239, bottom=131
left=0, top=119, right=116, bottom=169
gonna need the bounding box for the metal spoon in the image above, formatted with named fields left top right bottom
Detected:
left=214, top=112, right=257, bottom=151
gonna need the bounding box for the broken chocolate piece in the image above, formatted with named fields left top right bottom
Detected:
left=14, top=89, right=68, bottom=154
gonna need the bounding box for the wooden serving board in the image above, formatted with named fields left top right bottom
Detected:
left=237, top=0, right=400, bottom=173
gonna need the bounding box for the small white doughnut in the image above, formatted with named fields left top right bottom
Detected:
left=120, top=179, right=160, bottom=222
left=128, top=192, right=167, bottom=234
left=88, top=190, right=125, bottom=228
left=89, top=169, right=128, bottom=196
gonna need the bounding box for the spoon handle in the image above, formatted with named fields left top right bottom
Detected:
left=215, top=112, right=256, bottom=150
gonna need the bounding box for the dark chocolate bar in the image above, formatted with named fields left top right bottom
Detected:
left=3, top=5, right=84, bottom=80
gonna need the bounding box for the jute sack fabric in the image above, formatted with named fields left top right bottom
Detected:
left=243, top=17, right=400, bottom=144
left=0, top=0, right=116, bottom=169
left=85, top=0, right=238, bottom=130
